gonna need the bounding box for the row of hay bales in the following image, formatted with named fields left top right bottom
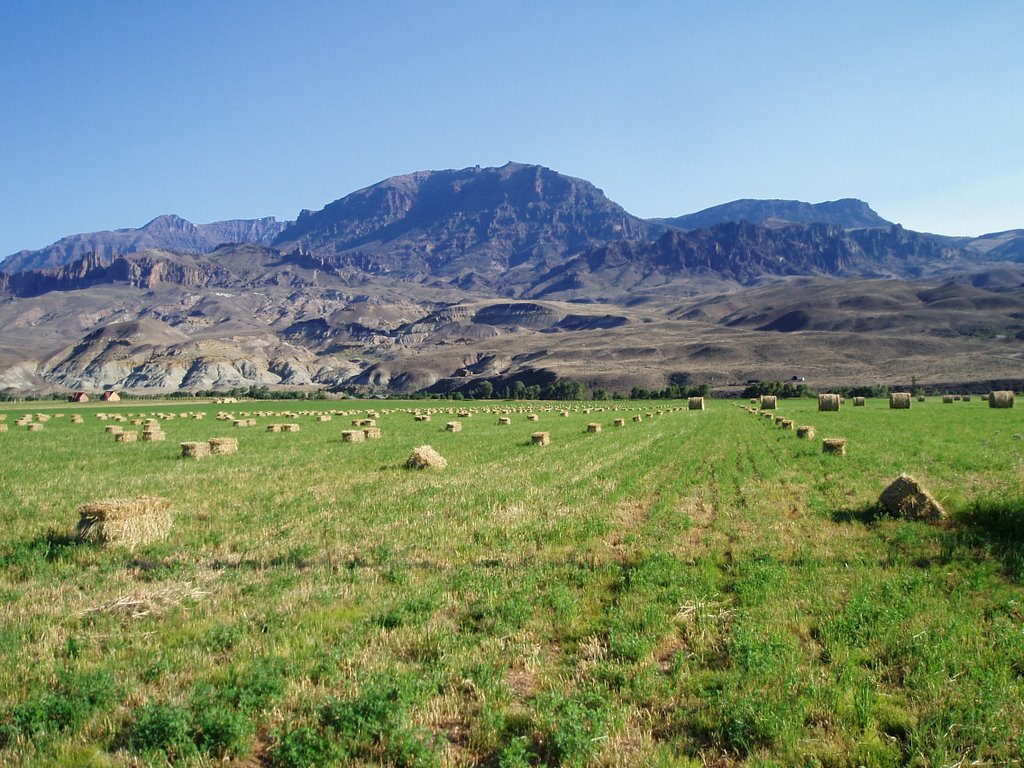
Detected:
left=743, top=402, right=845, bottom=455
left=760, top=391, right=1015, bottom=413
left=181, top=437, right=238, bottom=458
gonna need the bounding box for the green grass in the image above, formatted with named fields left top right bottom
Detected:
left=0, top=396, right=1022, bottom=765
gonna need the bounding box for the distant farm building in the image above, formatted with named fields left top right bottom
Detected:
left=68, top=392, right=90, bottom=403
left=100, top=391, right=121, bottom=402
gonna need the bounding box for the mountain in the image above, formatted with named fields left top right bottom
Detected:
left=1, top=214, right=287, bottom=273
left=2, top=162, right=1024, bottom=396
left=659, top=198, right=892, bottom=230
left=272, top=162, right=661, bottom=283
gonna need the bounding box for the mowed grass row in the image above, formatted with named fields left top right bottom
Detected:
left=0, top=397, right=1022, bottom=766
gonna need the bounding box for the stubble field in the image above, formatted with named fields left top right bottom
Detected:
left=1, top=396, right=1023, bottom=767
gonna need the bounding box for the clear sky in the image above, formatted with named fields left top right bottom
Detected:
left=2, top=1, right=1022, bottom=257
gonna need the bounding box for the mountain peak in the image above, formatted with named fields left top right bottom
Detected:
left=661, top=198, right=892, bottom=231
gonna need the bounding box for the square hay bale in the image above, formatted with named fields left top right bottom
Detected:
left=497, top=417, right=512, bottom=425
left=181, top=441, right=211, bottom=459
left=822, top=438, right=847, bottom=456
left=796, top=425, right=815, bottom=440
left=317, top=414, right=332, bottom=422
left=414, top=415, right=431, bottom=422
left=586, top=423, right=601, bottom=433
left=688, top=397, right=705, bottom=411
left=942, top=394, right=955, bottom=404
left=760, top=395, right=777, bottom=410
left=527, top=414, right=539, bottom=422
left=363, top=427, right=382, bottom=439
left=142, top=430, right=166, bottom=442
left=632, top=415, right=642, bottom=423
left=115, top=431, right=138, bottom=442
left=104, top=425, right=123, bottom=434
left=27, top=423, right=44, bottom=432
left=266, top=424, right=282, bottom=433
left=208, top=437, right=239, bottom=455
left=445, top=421, right=463, bottom=432
left=405, top=444, right=447, bottom=469
left=818, top=394, right=841, bottom=412
left=77, top=496, right=172, bottom=549
left=779, top=419, right=795, bottom=430
left=879, top=474, right=946, bottom=521
left=774, top=416, right=787, bottom=425
left=531, top=431, right=551, bottom=446
left=613, top=418, right=625, bottom=427
left=342, top=430, right=366, bottom=443
left=283, top=424, right=300, bottom=433
left=354, top=419, right=376, bottom=427
left=989, top=390, right=1015, bottom=408
left=853, top=397, right=866, bottom=407
left=889, top=392, right=912, bottom=409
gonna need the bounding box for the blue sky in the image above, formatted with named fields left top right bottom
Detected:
left=2, top=1, right=1022, bottom=257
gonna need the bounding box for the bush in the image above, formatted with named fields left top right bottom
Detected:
left=269, top=724, right=343, bottom=767
left=193, top=703, right=253, bottom=759
left=127, top=703, right=197, bottom=763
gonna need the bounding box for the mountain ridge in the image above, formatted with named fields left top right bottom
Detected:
left=658, top=197, right=893, bottom=230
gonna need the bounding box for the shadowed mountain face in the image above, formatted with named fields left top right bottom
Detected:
left=659, top=198, right=893, bottom=230
left=2, top=163, right=1024, bottom=394
left=1, top=214, right=286, bottom=273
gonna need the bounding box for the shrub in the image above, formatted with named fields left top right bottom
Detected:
left=127, top=703, right=197, bottom=762
left=269, top=724, right=343, bottom=768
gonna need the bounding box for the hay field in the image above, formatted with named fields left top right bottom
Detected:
left=0, top=397, right=1022, bottom=766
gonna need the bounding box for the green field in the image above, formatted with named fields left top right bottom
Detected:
left=1, top=397, right=1023, bottom=767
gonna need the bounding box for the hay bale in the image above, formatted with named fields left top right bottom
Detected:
left=341, top=430, right=365, bottom=443
left=445, top=421, right=462, bottom=433
left=889, top=392, right=912, bottom=409
left=266, top=424, right=282, bottom=433
left=942, top=394, right=955, bottom=404
left=497, top=417, right=512, bottom=425
left=796, top=425, right=815, bottom=440
left=879, top=474, right=946, bottom=521
left=853, top=397, right=866, bottom=407
left=531, top=431, right=551, bottom=446
left=405, top=444, right=447, bottom=469
left=77, top=496, right=172, bottom=549
left=760, top=395, right=777, bottom=410
left=283, top=424, right=300, bottom=433
left=27, top=423, right=44, bottom=432
left=688, top=397, right=705, bottom=411
left=953, top=394, right=962, bottom=401
left=115, top=431, right=138, bottom=443
left=818, top=394, right=841, bottom=412
left=363, top=427, right=382, bottom=439
left=586, top=423, right=601, bottom=433
left=414, top=415, right=431, bottom=422
left=989, top=391, right=1015, bottom=409
left=527, top=414, right=539, bottom=422
left=104, top=425, right=123, bottom=434
left=963, top=395, right=971, bottom=402
left=613, top=418, right=625, bottom=427
left=632, top=415, right=642, bottom=423
left=822, top=438, right=847, bottom=456
left=317, top=414, right=332, bottom=422
left=917, top=395, right=926, bottom=402
left=70, top=415, right=84, bottom=424
left=354, top=419, right=376, bottom=427
left=208, top=437, right=238, bottom=455
left=779, top=419, right=795, bottom=430
left=181, top=441, right=211, bottom=459
left=142, top=431, right=166, bottom=442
